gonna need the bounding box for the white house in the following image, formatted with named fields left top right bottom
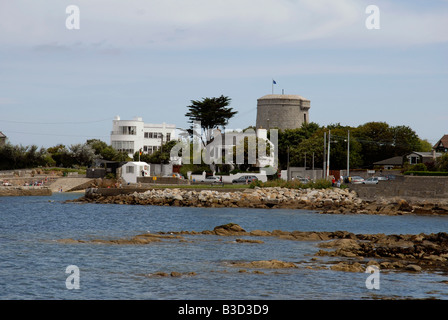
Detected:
left=110, top=116, right=176, bottom=158
left=204, top=128, right=276, bottom=169
left=120, top=161, right=150, bottom=184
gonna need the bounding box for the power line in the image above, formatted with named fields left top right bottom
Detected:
left=0, top=118, right=111, bottom=125
left=4, top=130, right=109, bottom=138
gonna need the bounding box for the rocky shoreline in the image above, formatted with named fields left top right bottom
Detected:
left=56, top=223, right=448, bottom=275
left=71, top=186, right=448, bottom=216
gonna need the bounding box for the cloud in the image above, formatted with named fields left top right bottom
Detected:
left=0, top=98, right=18, bottom=105
left=1, top=0, right=447, bottom=51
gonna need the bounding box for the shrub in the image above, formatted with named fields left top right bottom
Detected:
left=403, top=171, right=448, bottom=176
left=409, top=163, right=427, bottom=171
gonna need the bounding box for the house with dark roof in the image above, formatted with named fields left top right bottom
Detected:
left=433, top=134, right=448, bottom=153
left=373, top=156, right=404, bottom=170
left=0, top=132, right=6, bottom=147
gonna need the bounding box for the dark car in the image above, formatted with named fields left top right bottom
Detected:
left=232, top=175, right=258, bottom=184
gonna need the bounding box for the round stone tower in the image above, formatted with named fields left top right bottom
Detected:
left=256, top=94, right=310, bottom=130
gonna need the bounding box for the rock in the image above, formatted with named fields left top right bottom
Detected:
left=170, top=271, right=182, bottom=277
left=231, top=259, right=297, bottom=269
left=330, top=262, right=364, bottom=272
left=250, top=230, right=272, bottom=237
left=235, top=238, right=264, bottom=244
left=406, top=264, right=422, bottom=272
left=318, top=239, right=360, bottom=250
left=213, top=223, right=247, bottom=236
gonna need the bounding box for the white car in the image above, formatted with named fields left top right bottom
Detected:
left=201, top=176, right=221, bottom=183
left=350, top=176, right=365, bottom=184
left=363, top=177, right=379, bottom=184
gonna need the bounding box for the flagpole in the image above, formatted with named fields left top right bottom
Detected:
left=272, top=79, right=274, bottom=94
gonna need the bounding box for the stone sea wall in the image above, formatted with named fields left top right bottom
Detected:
left=75, top=186, right=448, bottom=215
left=0, top=186, right=52, bottom=197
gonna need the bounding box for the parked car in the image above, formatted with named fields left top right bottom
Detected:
left=363, top=177, right=379, bottom=184
left=232, top=175, right=258, bottom=184
left=297, top=177, right=310, bottom=184
left=350, top=176, right=365, bottom=184
left=386, top=174, right=396, bottom=180
left=201, top=176, right=221, bottom=183
left=377, top=176, right=388, bottom=181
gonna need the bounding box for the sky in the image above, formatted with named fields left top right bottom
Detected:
left=0, top=0, right=447, bottom=148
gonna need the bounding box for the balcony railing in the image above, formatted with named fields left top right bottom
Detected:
left=110, top=131, right=137, bottom=135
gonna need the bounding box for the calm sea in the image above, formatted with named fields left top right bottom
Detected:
left=1, top=193, right=448, bottom=300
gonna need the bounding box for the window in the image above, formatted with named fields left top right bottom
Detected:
left=166, top=133, right=171, bottom=141
left=126, top=166, right=134, bottom=174
left=144, top=132, right=154, bottom=139
left=409, top=156, right=419, bottom=164
left=111, top=141, right=134, bottom=154
left=304, top=114, right=307, bottom=124
left=119, top=126, right=137, bottom=135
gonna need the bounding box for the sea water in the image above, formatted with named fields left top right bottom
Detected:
left=1, top=193, right=448, bottom=300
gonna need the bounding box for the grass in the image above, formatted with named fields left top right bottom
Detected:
left=136, top=183, right=250, bottom=190
left=249, top=179, right=332, bottom=189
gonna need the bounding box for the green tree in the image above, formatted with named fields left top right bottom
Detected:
left=276, top=122, right=321, bottom=169
left=437, top=154, right=448, bottom=172
left=133, top=140, right=178, bottom=164
left=185, top=95, right=238, bottom=146
left=353, top=122, right=394, bottom=167
left=86, top=139, right=128, bottom=161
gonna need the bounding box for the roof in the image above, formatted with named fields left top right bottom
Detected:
left=373, top=156, right=403, bottom=165
left=407, top=151, right=442, bottom=158
left=122, top=161, right=149, bottom=166
left=433, top=134, right=448, bottom=149
left=0, top=131, right=6, bottom=138
left=257, top=94, right=309, bottom=101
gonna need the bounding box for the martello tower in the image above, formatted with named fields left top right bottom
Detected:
left=256, top=94, right=310, bottom=131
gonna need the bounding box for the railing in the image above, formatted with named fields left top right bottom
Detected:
left=110, top=131, right=137, bottom=135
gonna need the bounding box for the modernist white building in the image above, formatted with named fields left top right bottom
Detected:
left=110, top=116, right=176, bottom=158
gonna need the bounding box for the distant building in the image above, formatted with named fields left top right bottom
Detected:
left=120, top=161, right=150, bottom=184
left=373, top=156, right=404, bottom=170
left=0, top=131, right=6, bottom=147
left=205, top=128, right=275, bottom=169
left=406, top=151, right=442, bottom=165
left=256, top=94, right=310, bottom=131
left=110, top=116, right=176, bottom=158
left=433, top=134, right=448, bottom=153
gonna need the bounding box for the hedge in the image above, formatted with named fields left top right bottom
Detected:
left=404, top=171, right=448, bottom=176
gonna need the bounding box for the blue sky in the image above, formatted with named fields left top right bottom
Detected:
left=0, top=0, right=447, bottom=148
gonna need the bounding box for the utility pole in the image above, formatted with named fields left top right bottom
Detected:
left=347, top=130, right=350, bottom=178
left=327, top=130, right=331, bottom=179
left=312, top=152, right=315, bottom=181
left=323, top=132, right=327, bottom=179
left=304, top=152, right=307, bottom=169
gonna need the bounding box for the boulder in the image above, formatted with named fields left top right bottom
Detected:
left=213, top=223, right=247, bottom=236
left=405, top=264, right=422, bottom=272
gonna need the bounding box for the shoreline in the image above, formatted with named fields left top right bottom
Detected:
left=68, top=186, right=448, bottom=216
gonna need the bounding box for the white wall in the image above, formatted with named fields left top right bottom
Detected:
left=121, top=162, right=150, bottom=184
left=188, top=171, right=268, bottom=183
